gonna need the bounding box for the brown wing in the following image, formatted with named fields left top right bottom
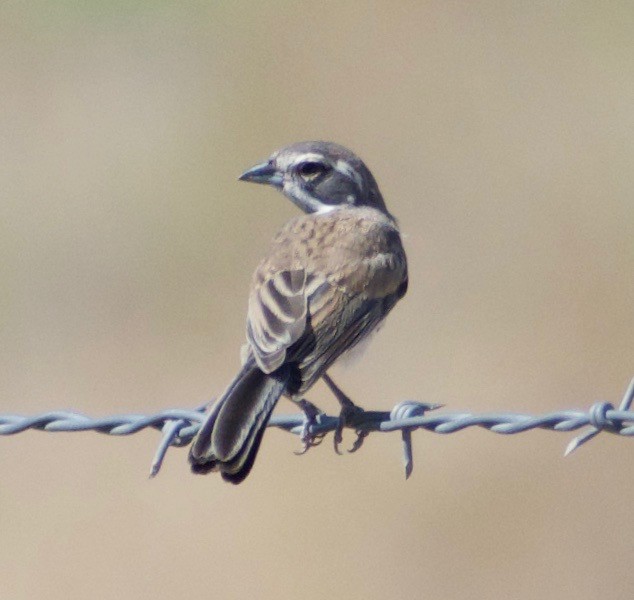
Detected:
left=246, top=269, right=325, bottom=373
left=245, top=208, right=407, bottom=383
left=287, top=251, right=407, bottom=392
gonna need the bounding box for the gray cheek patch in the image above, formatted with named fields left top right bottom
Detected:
left=335, top=159, right=364, bottom=191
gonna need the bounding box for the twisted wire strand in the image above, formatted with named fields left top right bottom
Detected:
left=1, top=377, right=632, bottom=478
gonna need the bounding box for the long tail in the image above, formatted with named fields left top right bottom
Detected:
left=188, top=360, right=290, bottom=484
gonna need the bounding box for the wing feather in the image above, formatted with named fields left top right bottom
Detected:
left=247, top=269, right=318, bottom=373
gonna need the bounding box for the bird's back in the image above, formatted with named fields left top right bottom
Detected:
left=247, top=206, right=408, bottom=394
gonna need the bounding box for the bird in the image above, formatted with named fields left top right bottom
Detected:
left=188, top=141, right=408, bottom=483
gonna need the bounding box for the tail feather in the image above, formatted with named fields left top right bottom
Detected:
left=189, top=361, right=290, bottom=483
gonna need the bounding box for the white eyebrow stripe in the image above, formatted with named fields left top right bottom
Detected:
left=335, top=159, right=363, bottom=190
left=287, top=152, right=326, bottom=169
left=295, top=152, right=326, bottom=163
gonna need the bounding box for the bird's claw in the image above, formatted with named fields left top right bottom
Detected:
left=348, top=429, right=369, bottom=453
left=334, top=403, right=366, bottom=455
left=294, top=399, right=326, bottom=455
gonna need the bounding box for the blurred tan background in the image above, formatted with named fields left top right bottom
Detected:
left=1, top=1, right=633, bottom=598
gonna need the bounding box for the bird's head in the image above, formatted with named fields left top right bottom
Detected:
left=239, top=141, right=390, bottom=216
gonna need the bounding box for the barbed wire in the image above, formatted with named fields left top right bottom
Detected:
left=1, top=377, right=632, bottom=478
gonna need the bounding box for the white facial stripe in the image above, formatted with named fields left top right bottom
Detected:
left=283, top=180, right=342, bottom=214
left=315, top=204, right=339, bottom=214
left=286, top=182, right=324, bottom=212
left=292, top=152, right=326, bottom=167
left=335, top=159, right=363, bottom=190
left=276, top=152, right=326, bottom=172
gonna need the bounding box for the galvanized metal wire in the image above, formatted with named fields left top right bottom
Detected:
left=1, top=377, right=632, bottom=478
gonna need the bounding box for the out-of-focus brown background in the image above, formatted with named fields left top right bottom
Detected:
left=1, top=2, right=633, bottom=598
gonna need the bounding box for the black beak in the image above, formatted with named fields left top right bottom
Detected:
left=238, top=161, right=283, bottom=187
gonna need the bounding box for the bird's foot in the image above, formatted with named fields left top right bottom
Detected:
left=322, top=373, right=369, bottom=454
left=334, top=402, right=369, bottom=455
left=294, top=399, right=326, bottom=455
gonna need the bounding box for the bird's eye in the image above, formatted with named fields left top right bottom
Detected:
left=297, top=161, right=327, bottom=181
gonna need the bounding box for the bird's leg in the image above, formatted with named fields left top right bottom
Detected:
left=322, top=373, right=368, bottom=454
left=294, top=398, right=326, bottom=455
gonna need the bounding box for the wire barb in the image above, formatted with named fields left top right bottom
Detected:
left=564, top=376, right=634, bottom=456
left=1, top=378, right=632, bottom=478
